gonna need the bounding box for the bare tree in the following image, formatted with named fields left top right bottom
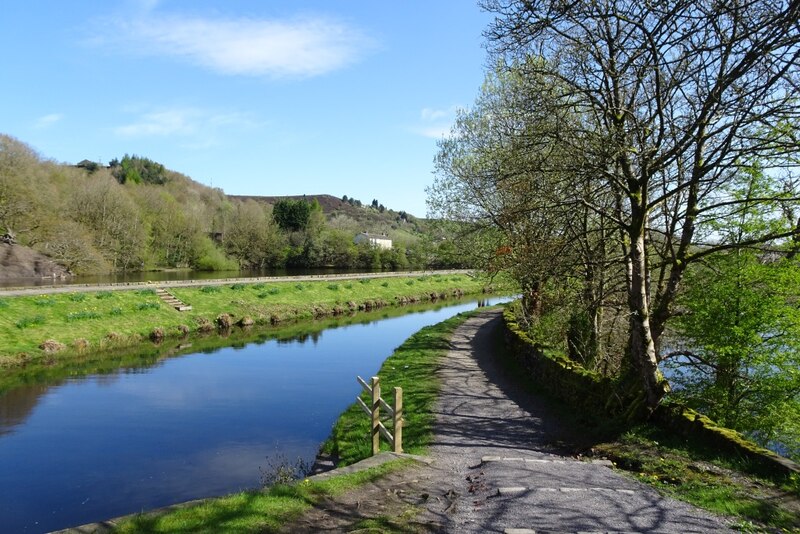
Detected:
left=482, top=0, right=800, bottom=409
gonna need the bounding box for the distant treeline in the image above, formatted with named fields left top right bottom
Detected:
left=0, top=135, right=465, bottom=275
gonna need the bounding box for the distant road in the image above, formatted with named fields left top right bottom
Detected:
left=0, top=270, right=473, bottom=297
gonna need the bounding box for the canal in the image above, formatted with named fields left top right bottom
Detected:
left=0, top=296, right=509, bottom=533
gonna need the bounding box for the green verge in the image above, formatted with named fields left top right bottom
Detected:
left=493, top=313, right=800, bottom=532
left=112, top=459, right=413, bottom=534
left=592, top=427, right=800, bottom=532
left=321, top=310, right=477, bottom=465
left=0, top=273, right=504, bottom=366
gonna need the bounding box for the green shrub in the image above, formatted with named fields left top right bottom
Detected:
left=230, top=283, right=247, bottom=291
left=68, top=293, right=87, bottom=302
left=0, top=299, right=8, bottom=309
left=136, top=302, right=161, bottom=311
left=200, top=286, right=221, bottom=294
left=359, top=278, right=371, bottom=285
left=406, top=280, right=415, bottom=286
left=295, top=284, right=304, bottom=291
left=95, top=291, right=114, bottom=300
left=67, top=310, right=102, bottom=322
left=109, top=307, right=123, bottom=316
left=344, top=283, right=353, bottom=289
left=136, top=288, right=156, bottom=296
left=16, top=315, right=45, bottom=329
left=258, top=287, right=280, bottom=299
left=381, top=282, right=389, bottom=287
left=33, top=297, right=56, bottom=307
left=253, top=283, right=266, bottom=290
left=327, top=284, right=340, bottom=291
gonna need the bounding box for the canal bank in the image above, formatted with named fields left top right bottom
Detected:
left=0, top=271, right=506, bottom=366
left=1, top=297, right=510, bottom=533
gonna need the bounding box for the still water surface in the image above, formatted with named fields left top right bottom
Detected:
left=0, top=297, right=507, bottom=533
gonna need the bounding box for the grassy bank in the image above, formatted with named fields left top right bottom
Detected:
left=591, top=427, right=800, bottom=532
left=321, top=310, right=476, bottom=465
left=0, top=273, right=499, bottom=366
left=113, top=459, right=414, bottom=534
left=0, top=297, right=481, bottom=396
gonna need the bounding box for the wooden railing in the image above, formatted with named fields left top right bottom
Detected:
left=356, top=376, right=403, bottom=455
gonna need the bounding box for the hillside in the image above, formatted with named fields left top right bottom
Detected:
left=0, top=134, right=462, bottom=277
left=230, top=194, right=429, bottom=238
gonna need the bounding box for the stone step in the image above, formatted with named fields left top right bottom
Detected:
left=155, top=288, right=191, bottom=312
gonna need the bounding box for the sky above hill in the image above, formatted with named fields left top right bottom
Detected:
left=0, top=1, right=494, bottom=217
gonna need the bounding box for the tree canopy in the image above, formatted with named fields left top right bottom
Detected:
left=432, top=0, right=800, bottom=414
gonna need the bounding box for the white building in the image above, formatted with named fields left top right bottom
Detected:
left=354, top=232, right=392, bottom=250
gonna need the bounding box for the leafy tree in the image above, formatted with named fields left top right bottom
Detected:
left=70, top=174, right=146, bottom=270
left=481, top=0, right=800, bottom=410
left=666, top=250, right=800, bottom=459
left=665, top=164, right=800, bottom=457
left=272, top=199, right=317, bottom=232
left=111, top=154, right=168, bottom=185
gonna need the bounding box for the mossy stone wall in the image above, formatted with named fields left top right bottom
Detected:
left=503, top=303, right=800, bottom=477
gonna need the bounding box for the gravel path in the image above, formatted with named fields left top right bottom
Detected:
left=425, top=308, right=733, bottom=533
left=290, top=308, right=735, bottom=533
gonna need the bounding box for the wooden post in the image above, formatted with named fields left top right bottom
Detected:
left=393, top=386, right=403, bottom=453
left=371, top=376, right=380, bottom=455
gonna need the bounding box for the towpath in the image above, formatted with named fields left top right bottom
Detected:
left=292, top=309, right=734, bottom=533
left=0, top=269, right=470, bottom=297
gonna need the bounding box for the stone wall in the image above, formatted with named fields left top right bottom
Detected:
left=502, top=303, right=800, bottom=477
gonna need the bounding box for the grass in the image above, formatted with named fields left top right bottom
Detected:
left=322, top=310, right=477, bottom=465
left=0, top=273, right=506, bottom=366
left=591, top=426, right=800, bottom=531
left=112, top=460, right=413, bottom=534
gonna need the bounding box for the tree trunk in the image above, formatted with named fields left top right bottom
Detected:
left=627, top=224, right=669, bottom=411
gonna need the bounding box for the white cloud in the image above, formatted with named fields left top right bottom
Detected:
left=95, top=12, right=373, bottom=78
left=421, top=108, right=450, bottom=121
left=115, top=109, right=197, bottom=137
left=114, top=106, right=259, bottom=148
left=33, top=113, right=64, bottom=129
left=415, top=106, right=460, bottom=139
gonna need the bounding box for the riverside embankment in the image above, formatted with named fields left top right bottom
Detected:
left=0, top=270, right=502, bottom=365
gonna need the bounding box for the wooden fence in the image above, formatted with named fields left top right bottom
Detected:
left=356, top=376, right=403, bottom=455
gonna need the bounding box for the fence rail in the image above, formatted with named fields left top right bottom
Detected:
left=356, top=376, right=403, bottom=455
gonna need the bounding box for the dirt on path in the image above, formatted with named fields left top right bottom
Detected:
left=287, top=309, right=735, bottom=533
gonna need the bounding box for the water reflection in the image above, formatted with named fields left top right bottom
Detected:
left=0, top=296, right=510, bottom=533
left=0, top=267, right=405, bottom=289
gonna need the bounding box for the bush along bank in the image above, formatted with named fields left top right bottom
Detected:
left=0, top=273, right=508, bottom=367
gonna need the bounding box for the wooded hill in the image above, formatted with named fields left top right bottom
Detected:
left=0, top=134, right=461, bottom=277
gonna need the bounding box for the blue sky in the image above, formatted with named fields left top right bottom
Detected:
left=0, top=1, right=493, bottom=217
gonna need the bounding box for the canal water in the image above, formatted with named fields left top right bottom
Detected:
left=0, top=297, right=508, bottom=533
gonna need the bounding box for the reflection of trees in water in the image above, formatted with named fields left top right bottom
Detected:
left=0, top=384, right=49, bottom=436
left=278, top=331, right=323, bottom=346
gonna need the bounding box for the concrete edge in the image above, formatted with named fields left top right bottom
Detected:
left=50, top=452, right=431, bottom=533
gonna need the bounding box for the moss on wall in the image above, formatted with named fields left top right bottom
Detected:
left=503, top=302, right=800, bottom=477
